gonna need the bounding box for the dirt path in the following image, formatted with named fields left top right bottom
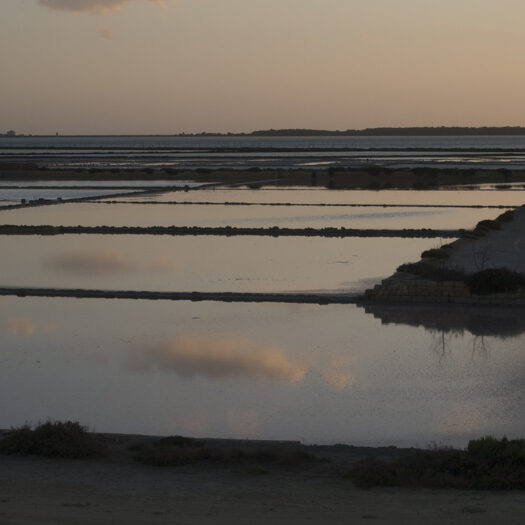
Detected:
left=1, top=454, right=525, bottom=524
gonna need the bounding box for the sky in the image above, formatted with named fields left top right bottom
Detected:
left=1, top=0, right=525, bottom=134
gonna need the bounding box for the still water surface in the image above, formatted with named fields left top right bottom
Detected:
left=1, top=184, right=523, bottom=447
left=0, top=202, right=504, bottom=230
left=117, top=187, right=525, bottom=207
left=0, top=235, right=444, bottom=293
left=1, top=297, right=523, bottom=448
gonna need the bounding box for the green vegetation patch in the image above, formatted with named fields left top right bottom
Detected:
left=0, top=421, right=105, bottom=458
left=346, top=437, right=525, bottom=490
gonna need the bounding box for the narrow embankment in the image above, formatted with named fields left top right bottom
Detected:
left=0, top=224, right=461, bottom=238
left=0, top=178, right=279, bottom=211
left=98, top=200, right=514, bottom=209
left=0, top=287, right=358, bottom=304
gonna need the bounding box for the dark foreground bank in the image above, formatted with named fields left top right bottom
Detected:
left=1, top=424, right=525, bottom=524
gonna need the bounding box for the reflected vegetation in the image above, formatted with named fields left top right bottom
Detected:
left=127, top=334, right=305, bottom=383
left=362, top=303, right=525, bottom=338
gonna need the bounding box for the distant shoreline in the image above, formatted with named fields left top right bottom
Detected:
left=4, top=126, right=525, bottom=138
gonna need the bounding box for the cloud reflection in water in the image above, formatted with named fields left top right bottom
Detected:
left=3, top=318, right=58, bottom=336
left=5, top=318, right=37, bottom=336
left=44, top=249, right=135, bottom=276
left=128, top=335, right=305, bottom=383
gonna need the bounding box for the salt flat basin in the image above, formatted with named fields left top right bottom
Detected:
left=1, top=296, right=524, bottom=448
left=0, top=201, right=506, bottom=230
left=0, top=235, right=446, bottom=293
left=111, top=187, right=525, bottom=207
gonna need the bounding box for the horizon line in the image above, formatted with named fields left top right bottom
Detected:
left=5, top=126, right=525, bottom=138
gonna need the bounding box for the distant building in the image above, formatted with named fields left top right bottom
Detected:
left=6, top=130, right=16, bottom=137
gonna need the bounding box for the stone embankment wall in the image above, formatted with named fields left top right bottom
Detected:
left=362, top=275, right=525, bottom=306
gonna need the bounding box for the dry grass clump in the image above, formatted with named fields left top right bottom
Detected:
left=0, top=421, right=105, bottom=458
left=132, top=436, right=317, bottom=468
left=346, top=437, right=525, bottom=490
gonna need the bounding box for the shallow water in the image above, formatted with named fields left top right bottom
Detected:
left=0, top=201, right=504, bottom=230
left=0, top=180, right=196, bottom=188
left=0, top=188, right=134, bottom=202
left=1, top=184, right=524, bottom=448
left=0, top=235, right=444, bottom=293
left=1, top=296, right=524, bottom=448
left=114, top=187, right=525, bottom=208
left=5, top=135, right=525, bottom=170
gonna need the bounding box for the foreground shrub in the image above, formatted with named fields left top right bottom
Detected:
left=0, top=421, right=104, bottom=458
left=465, top=268, right=525, bottom=295
left=346, top=436, right=525, bottom=490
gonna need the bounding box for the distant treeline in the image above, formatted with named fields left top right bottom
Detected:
left=6, top=127, right=525, bottom=138
left=248, top=127, right=525, bottom=137
left=169, top=127, right=525, bottom=137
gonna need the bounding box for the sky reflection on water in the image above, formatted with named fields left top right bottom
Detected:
left=0, top=235, right=445, bottom=293
left=0, top=201, right=503, bottom=230
left=1, top=297, right=524, bottom=448
left=125, top=187, right=525, bottom=207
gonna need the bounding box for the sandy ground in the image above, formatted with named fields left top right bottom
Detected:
left=1, top=438, right=525, bottom=525
left=446, top=206, right=525, bottom=273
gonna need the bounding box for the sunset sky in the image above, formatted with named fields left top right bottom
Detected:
left=2, top=0, right=525, bottom=134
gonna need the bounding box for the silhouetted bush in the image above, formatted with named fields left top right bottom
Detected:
left=0, top=421, right=104, bottom=458
left=495, top=209, right=515, bottom=223
left=421, top=248, right=450, bottom=259
left=465, top=268, right=525, bottom=295
left=346, top=436, right=525, bottom=490
left=397, top=262, right=465, bottom=282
